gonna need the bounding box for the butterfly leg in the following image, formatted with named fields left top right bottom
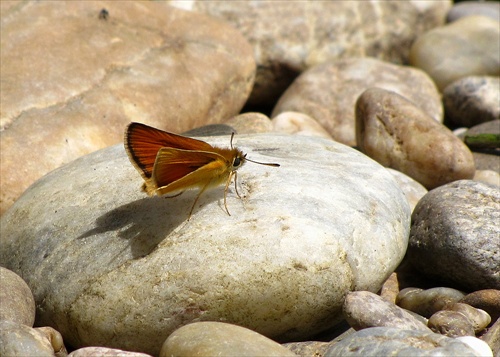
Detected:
left=233, top=170, right=242, bottom=199
left=188, top=184, right=210, bottom=221
left=223, top=171, right=236, bottom=216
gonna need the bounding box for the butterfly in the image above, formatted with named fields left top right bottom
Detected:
left=124, top=122, right=279, bottom=220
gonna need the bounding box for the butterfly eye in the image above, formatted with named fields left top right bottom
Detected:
left=233, top=157, right=241, bottom=167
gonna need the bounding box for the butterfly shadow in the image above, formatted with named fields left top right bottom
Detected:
left=77, top=191, right=218, bottom=259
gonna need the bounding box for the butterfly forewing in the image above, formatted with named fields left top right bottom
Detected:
left=125, top=122, right=214, bottom=179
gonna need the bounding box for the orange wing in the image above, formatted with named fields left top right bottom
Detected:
left=124, top=122, right=214, bottom=179
left=151, top=148, right=229, bottom=189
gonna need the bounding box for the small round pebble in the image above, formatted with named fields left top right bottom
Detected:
left=0, top=267, right=35, bottom=326
left=160, top=322, right=297, bottom=357
left=446, top=303, right=491, bottom=333
left=459, top=289, right=500, bottom=323
left=427, top=310, right=475, bottom=337
left=396, top=287, right=465, bottom=318
left=343, top=291, right=431, bottom=332
left=443, top=76, right=500, bottom=127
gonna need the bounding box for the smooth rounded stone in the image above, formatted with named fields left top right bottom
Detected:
left=445, top=303, right=491, bottom=333
left=460, top=289, right=500, bottom=323
left=0, top=134, right=410, bottom=355
left=443, top=76, right=500, bottom=127
left=283, top=340, right=330, bottom=357
left=324, top=327, right=485, bottom=356
left=0, top=2, right=255, bottom=216
left=447, top=2, right=500, bottom=22
left=182, top=124, right=235, bottom=137
left=474, top=170, right=500, bottom=187
left=457, top=336, right=494, bottom=357
left=169, top=1, right=451, bottom=106
left=0, top=266, right=35, bottom=326
left=472, top=152, right=500, bottom=172
left=356, top=88, right=475, bottom=189
left=408, top=180, right=500, bottom=291
left=343, top=291, right=432, bottom=332
left=272, top=112, right=333, bottom=139
left=69, top=347, right=152, bottom=357
left=481, top=317, right=500, bottom=356
left=410, top=16, right=500, bottom=91
left=386, top=169, right=428, bottom=212
left=160, top=322, right=297, bottom=357
left=427, top=310, right=475, bottom=337
left=396, top=287, right=465, bottom=318
left=272, top=58, right=443, bottom=147
left=0, top=320, right=66, bottom=357
left=224, top=112, right=273, bottom=134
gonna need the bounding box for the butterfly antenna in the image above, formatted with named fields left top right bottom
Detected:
left=245, top=156, right=280, bottom=167
left=230, top=132, right=235, bottom=150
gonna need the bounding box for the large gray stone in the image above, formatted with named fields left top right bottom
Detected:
left=408, top=180, right=500, bottom=291
left=0, top=134, right=410, bottom=355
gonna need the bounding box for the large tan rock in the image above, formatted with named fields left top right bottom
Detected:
left=0, top=1, right=255, bottom=215
left=356, top=88, right=475, bottom=189
left=272, top=58, right=442, bottom=146
left=168, top=0, right=451, bottom=105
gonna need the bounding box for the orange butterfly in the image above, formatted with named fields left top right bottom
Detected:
left=124, top=122, right=279, bottom=220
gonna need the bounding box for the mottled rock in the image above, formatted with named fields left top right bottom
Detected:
left=324, top=327, right=485, bottom=356
left=428, top=310, right=475, bottom=337
left=160, top=322, right=296, bottom=357
left=0, top=321, right=67, bottom=357
left=273, top=58, right=442, bottom=146
left=396, top=287, right=465, bottom=318
left=445, top=303, right=491, bottom=333
left=356, top=88, right=475, bottom=189
left=460, top=289, right=500, bottom=323
left=0, top=267, right=35, bottom=326
left=447, top=1, right=500, bottom=22
left=0, top=134, right=410, bottom=355
left=410, top=16, right=500, bottom=90
left=0, top=1, right=255, bottom=215
left=272, top=112, right=333, bottom=139
left=343, top=291, right=431, bottom=332
left=443, top=76, right=500, bottom=127
left=409, top=181, right=500, bottom=290
left=168, top=1, right=451, bottom=105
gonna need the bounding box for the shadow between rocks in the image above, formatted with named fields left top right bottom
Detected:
left=77, top=191, right=218, bottom=259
